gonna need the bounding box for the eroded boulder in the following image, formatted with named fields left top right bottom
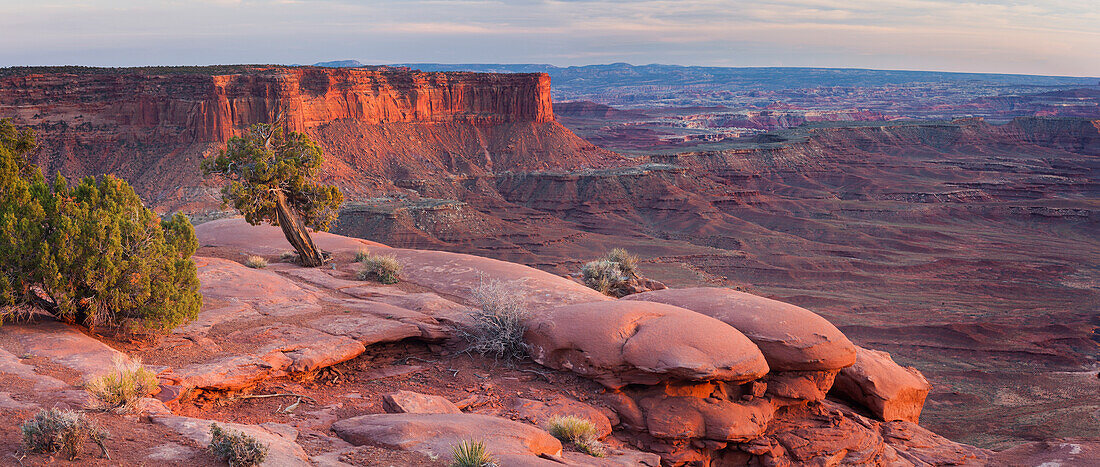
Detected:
left=382, top=390, right=462, bottom=414
left=626, top=287, right=856, bottom=371
left=830, top=346, right=932, bottom=423
left=525, top=300, right=769, bottom=388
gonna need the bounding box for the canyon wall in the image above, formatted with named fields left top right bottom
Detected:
left=0, top=66, right=616, bottom=206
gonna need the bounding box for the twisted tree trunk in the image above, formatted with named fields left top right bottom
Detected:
left=274, top=190, right=324, bottom=267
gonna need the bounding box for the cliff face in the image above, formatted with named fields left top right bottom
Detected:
left=1, top=67, right=554, bottom=139
left=0, top=66, right=608, bottom=206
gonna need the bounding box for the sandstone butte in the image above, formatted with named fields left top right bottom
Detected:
left=0, top=218, right=1088, bottom=466
left=0, top=66, right=1095, bottom=465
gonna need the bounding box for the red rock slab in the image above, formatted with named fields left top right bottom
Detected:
left=194, top=256, right=322, bottom=318
left=830, top=346, right=932, bottom=423
left=307, top=314, right=423, bottom=346
left=525, top=300, right=769, bottom=389
left=331, top=413, right=563, bottom=460
left=229, top=324, right=366, bottom=373
left=0, top=320, right=127, bottom=381
left=172, top=354, right=287, bottom=391
left=0, top=347, right=67, bottom=391
left=193, top=217, right=385, bottom=255
left=152, top=414, right=311, bottom=466
left=382, top=390, right=462, bottom=414
left=512, top=396, right=614, bottom=438
left=626, top=287, right=856, bottom=371
left=385, top=248, right=610, bottom=311
left=562, top=449, right=662, bottom=466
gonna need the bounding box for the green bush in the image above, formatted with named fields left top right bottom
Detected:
left=209, top=423, right=268, bottom=467
left=450, top=439, right=496, bottom=467
left=546, top=415, right=605, bottom=457
left=85, top=356, right=159, bottom=413
left=21, top=408, right=108, bottom=461
left=0, top=119, right=201, bottom=332
left=357, top=253, right=401, bottom=284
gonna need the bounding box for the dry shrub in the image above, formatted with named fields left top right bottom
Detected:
left=581, top=248, right=640, bottom=296
left=357, top=252, right=401, bottom=284
left=243, top=255, right=268, bottom=269
left=546, top=415, right=605, bottom=457
left=450, top=439, right=496, bottom=467
left=21, top=408, right=108, bottom=461
left=209, top=423, right=269, bottom=467
left=85, top=355, right=158, bottom=413
left=465, top=279, right=528, bottom=359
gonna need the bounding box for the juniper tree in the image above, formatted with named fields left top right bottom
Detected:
left=202, top=123, right=342, bottom=267
left=0, top=119, right=202, bottom=331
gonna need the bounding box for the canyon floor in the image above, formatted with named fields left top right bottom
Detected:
left=335, top=117, right=1100, bottom=450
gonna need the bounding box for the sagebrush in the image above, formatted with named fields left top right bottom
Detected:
left=581, top=248, right=640, bottom=296
left=85, top=355, right=159, bottom=413
left=465, top=279, right=528, bottom=359
left=209, top=423, right=269, bottom=467
left=546, top=415, right=605, bottom=457
left=21, top=408, right=108, bottom=461
left=357, top=252, right=401, bottom=284
left=0, top=119, right=201, bottom=332
left=450, top=439, right=496, bottom=467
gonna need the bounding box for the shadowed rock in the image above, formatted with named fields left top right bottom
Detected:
left=830, top=346, right=933, bottom=423
left=525, top=300, right=769, bottom=388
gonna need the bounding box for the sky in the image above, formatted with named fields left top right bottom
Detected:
left=0, top=0, right=1097, bottom=77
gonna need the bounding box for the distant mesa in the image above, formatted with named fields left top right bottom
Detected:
left=313, top=59, right=366, bottom=68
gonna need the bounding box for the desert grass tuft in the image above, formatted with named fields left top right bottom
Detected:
left=85, top=355, right=158, bottom=413
left=465, top=279, right=528, bottom=359
left=546, top=415, right=605, bottom=457
left=21, top=408, right=108, bottom=461
left=209, top=423, right=269, bottom=467
left=581, top=248, right=641, bottom=296
left=450, top=439, right=496, bottom=467
left=357, top=252, right=402, bottom=284
left=244, top=255, right=268, bottom=269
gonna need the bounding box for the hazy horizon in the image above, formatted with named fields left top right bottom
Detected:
left=1, top=1, right=1098, bottom=77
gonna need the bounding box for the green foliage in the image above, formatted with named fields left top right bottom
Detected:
left=450, top=440, right=496, bottom=467
left=546, top=415, right=605, bottom=457
left=85, top=356, right=159, bottom=413
left=209, top=423, right=269, bottom=467
left=244, top=255, right=268, bottom=269
left=0, top=119, right=201, bottom=332
left=465, top=279, right=528, bottom=359
left=21, top=408, right=108, bottom=461
left=356, top=252, right=401, bottom=284
left=201, top=123, right=342, bottom=232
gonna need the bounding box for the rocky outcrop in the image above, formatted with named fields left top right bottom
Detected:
left=625, top=287, right=856, bottom=371
left=525, top=300, right=769, bottom=388
left=830, top=346, right=933, bottom=423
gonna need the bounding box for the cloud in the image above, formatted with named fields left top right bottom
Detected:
left=0, top=0, right=1096, bottom=75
